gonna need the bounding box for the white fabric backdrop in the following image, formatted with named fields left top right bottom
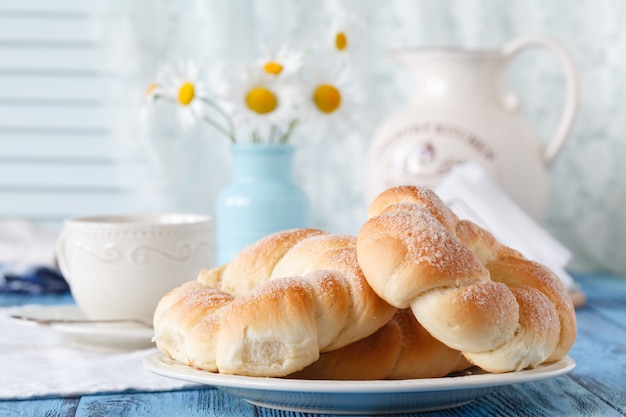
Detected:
left=91, top=0, right=626, bottom=275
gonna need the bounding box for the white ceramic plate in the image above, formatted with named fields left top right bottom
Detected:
left=143, top=352, right=575, bottom=415
left=11, top=305, right=154, bottom=352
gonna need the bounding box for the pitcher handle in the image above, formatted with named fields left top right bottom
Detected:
left=503, top=35, right=580, bottom=166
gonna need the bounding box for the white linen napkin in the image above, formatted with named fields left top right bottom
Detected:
left=0, top=306, right=192, bottom=400
left=435, top=162, right=576, bottom=290
left=0, top=219, right=58, bottom=275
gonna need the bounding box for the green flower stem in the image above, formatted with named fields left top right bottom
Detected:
left=201, top=115, right=236, bottom=143
left=153, top=95, right=237, bottom=143
left=269, top=125, right=277, bottom=144
left=279, top=119, right=300, bottom=144
left=198, top=97, right=237, bottom=143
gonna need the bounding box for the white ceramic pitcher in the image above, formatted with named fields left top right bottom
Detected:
left=366, top=35, right=579, bottom=221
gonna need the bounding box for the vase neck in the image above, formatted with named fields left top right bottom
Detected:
left=230, top=144, right=294, bottom=180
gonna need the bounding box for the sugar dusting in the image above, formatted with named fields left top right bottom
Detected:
left=374, top=204, right=485, bottom=277
left=174, top=285, right=233, bottom=321
left=249, top=228, right=326, bottom=265
left=456, top=281, right=511, bottom=309
left=157, top=188, right=571, bottom=376
left=512, top=286, right=560, bottom=335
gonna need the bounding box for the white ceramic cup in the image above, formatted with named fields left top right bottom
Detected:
left=56, top=213, right=213, bottom=324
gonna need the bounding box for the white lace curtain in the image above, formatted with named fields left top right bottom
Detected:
left=91, top=0, right=626, bottom=275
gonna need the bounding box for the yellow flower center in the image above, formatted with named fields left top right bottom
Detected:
left=246, top=87, right=278, bottom=114
left=178, top=82, right=195, bottom=106
left=263, top=61, right=283, bottom=75
left=335, top=32, right=348, bottom=51
left=145, top=83, right=158, bottom=97
left=313, top=84, right=341, bottom=113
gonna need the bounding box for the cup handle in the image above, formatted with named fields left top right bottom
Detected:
left=55, top=230, right=72, bottom=285
left=502, top=35, right=580, bottom=166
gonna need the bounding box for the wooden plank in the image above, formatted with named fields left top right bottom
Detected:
left=0, top=74, right=104, bottom=101
left=583, top=296, right=626, bottom=330
left=0, top=189, right=133, bottom=219
left=0, top=16, right=97, bottom=44
left=575, top=273, right=626, bottom=327
left=71, top=377, right=621, bottom=417
left=75, top=389, right=254, bottom=417
left=0, top=46, right=100, bottom=72
left=471, top=377, right=624, bottom=416
left=0, top=133, right=115, bottom=159
left=0, top=1, right=117, bottom=229
left=0, top=162, right=129, bottom=187
left=568, top=312, right=626, bottom=414
left=565, top=274, right=626, bottom=415
left=0, top=0, right=87, bottom=14
left=0, top=397, right=78, bottom=417
left=0, top=103, right=106, bottom=130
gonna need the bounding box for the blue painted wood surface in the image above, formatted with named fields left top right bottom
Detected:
left=1, top=273, right=625, bottom=417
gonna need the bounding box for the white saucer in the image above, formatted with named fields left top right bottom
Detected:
left=11, top=304, right=154, bottom=352
left=144, top=352, right=575, bottom=415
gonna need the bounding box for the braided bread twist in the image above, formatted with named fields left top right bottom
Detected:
left=356, top=186, right=577, bottom=373
left=153, top=228, right=398, bottom=377
left=289, top=308, right=471, bottom=380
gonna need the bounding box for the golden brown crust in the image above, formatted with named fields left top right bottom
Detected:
left=218, top=228, right=325, bottom=296
left=153, top=281, right=233, bottom=371
left=289, top=309, right=469, bottom=380
left=454, top=219, right=577, bottom=362
left=216, top=277, right=320, bottom=376
left=357, top=185, right=577, bottom=373
left=156, top=185, right=576, bottom=378
left=154, top=228, right=397, bottom=377
left=368, top=186, right=459, bottom=232
left=357, top=204, right=491, bottom=308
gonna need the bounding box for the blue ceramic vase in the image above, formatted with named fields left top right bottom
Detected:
left=215, top=144, right=309, bottom=265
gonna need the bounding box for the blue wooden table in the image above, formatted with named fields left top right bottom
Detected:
left=1, top=272, right=625, bottom=417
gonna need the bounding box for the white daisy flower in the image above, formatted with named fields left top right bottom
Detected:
left=327, top=3, right=363, bottom=58
left=144, top=81, right=160, bottom=104
left=140, top=65, right=172, bottom=124
left=300, top=59, right=356, bottom=136
left=255, top=45, right=304, bottom=78
left=143, top=63, right=173, bottom=103
left=159, top=60, right=211, bottom=129
left=143, top=60, right=236, bottom=142
left=224, top=66, right=300, bottom=143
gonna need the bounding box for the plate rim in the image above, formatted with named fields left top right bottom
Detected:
left=143, top=351, right=576, bottom=394
left=10, top=304, right=154, bottom=340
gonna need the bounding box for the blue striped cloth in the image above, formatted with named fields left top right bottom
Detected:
left=0, top=265, right=69, bottom=294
